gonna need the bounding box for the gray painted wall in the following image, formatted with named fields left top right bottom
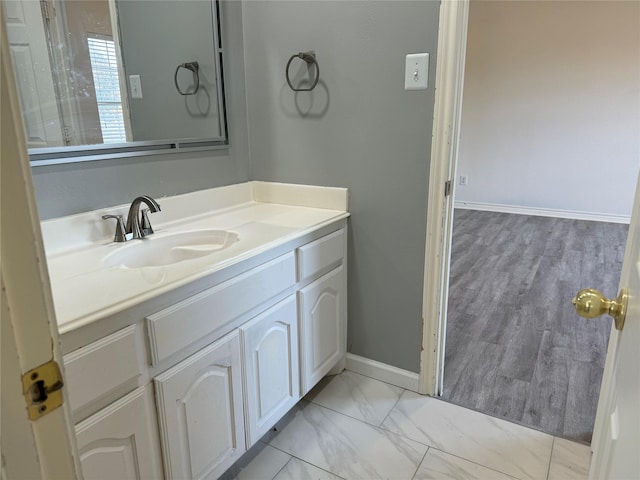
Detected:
left=32, top=0, right=250, bottom=219
left=242, top=1, right=440, bottom=372
left=31, top=0, right=440, bottom=373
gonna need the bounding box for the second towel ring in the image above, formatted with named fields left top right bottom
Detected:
left=174, top=61, right=200, bottom=96
left=286, top=51, right=319, bottom=92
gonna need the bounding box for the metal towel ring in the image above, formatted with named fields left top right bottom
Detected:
left=286, top=51, right=319, bottom=92
left=174, top=61, right=200, bottom=95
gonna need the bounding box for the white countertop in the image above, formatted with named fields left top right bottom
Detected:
left=43, top=182, right=349, bottom=334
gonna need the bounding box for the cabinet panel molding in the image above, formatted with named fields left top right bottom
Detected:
left=297, top=229, right=345, bottom=282
left=64, top=325, right=141, bottom=416
left=154, top=331, right=245, bottom=479
left=147, top=253, right=296, bottom=365
left=79, top=439, right=137, bottom=480
left=75, top=386, right=163, bottom=480
left=299, top=266, right=346, bottom=394
left=241, top=296, right=300, bottom=445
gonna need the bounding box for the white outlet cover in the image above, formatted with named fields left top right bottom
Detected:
left=404, top=53, right=429, bottom=90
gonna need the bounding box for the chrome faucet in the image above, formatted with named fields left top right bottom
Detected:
left=102, top=195, right=161, bottom=242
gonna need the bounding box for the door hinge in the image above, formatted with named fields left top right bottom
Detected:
left=22, top=359, right=65, bottom=420
left=62, top=126, right=73, bottom=146
left=444, top=180, right=452, bottom=197
left=40, top=0, right=54, bottom=21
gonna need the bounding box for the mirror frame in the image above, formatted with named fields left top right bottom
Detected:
left=27, top=0, right=228, bottom=167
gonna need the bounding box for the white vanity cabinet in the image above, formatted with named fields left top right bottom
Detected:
left=61, top=222, right=347, bottom=480
left=74, top=387, right=163, bottom=480
left=241, top=295, right=299, bottom=446
left=154, top=331, right=246, bottom=480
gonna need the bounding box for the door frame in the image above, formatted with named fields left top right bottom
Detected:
left=1, top=9, right=81, bottom=477
left=419, top=0, right=469, bottom=396
left=419, top=6, right=635, bottom=475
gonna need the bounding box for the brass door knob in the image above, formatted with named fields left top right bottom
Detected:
left=572, top=288, right=628, bottom=330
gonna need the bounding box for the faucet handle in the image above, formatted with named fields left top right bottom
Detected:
left=140, top=208, right=155, bottom=236
left=102, top=215, right=131, bottom=242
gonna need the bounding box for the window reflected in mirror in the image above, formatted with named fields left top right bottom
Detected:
left=87, top=35, right=127, bottom=143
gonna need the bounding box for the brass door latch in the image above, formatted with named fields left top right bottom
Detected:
left=22, top=359, right=65, bottom=420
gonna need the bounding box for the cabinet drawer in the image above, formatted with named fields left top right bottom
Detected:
left=147, top=252, right=296, bottom=365
left=63, top=325, right=141, bottom=416
left=297, top=229, right=345, bottom=282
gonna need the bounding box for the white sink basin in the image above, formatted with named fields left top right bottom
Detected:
left=104, top=230, right=239, bottom=268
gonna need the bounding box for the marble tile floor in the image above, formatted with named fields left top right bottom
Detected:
left=226, top=370, right=591, bottom=480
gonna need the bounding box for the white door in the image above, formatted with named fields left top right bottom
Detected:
left=4, top=0, right=64, bottom=147
left=1, top=18, right=80, bottom=479
left=584, top=173, right=640, bottom=479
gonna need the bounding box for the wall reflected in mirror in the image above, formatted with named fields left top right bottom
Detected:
left=4, top=0, right=226, bottom=156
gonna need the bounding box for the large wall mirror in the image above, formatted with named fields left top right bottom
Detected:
left=4, top=0, right=227, bottom=165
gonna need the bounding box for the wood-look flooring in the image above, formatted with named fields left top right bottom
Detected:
left=441, top=209, right=628, bottom=443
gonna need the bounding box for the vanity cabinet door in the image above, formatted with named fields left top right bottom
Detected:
left=154, top=331, right=245, bottom=480
left=75, top=386, right=163, bottom=480
left=298, top=265, right=347, bottom=395
left=241, top=295, right=299, bottom=446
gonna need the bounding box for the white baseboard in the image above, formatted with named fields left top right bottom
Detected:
left=345, top=353, right=420, bottom=392
left=454, top=201, right=630, bottom=224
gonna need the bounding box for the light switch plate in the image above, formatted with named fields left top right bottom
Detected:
left=129, top=75, right=143, bottom=99
left=404, top=53, right=429, bottom=90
